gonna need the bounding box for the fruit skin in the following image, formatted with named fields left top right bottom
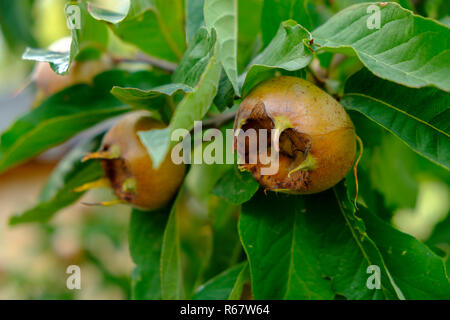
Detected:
left=100, top=112, right=186, bottom=210
left=234, top=76, right=356, bottom=194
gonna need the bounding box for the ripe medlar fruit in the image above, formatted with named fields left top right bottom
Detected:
left=87, top=112, right=186, bottom=210
left=234, top=76, right=356, bottom=194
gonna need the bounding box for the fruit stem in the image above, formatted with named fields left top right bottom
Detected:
left=353, top=136, right=364, bottom=210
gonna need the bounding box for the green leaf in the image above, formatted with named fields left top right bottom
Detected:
left=87, top=1, right=129, bottom=24
left=227, top=262, right=250, bottom=300
left=427, top=213, right=450, bottom=247
left=213, top=166, right=259, bottom=204
left=193, top=262, right=248, bottom=300
left=239, top=186, right=405, bottom=300
left=237, top=0, right=263, bottom=72
left=112, top=0, right=186, bottom=62
left=111, top=83, right=193, bottom=110
left=313, top=2, right=450, bottom=91
left=9, top=134, right=104, bottom=225
left=333, top=183, right=406, bottom=299
left=69, top=1, right=109, bottom=60
left=241, top=20, right=313, bottom=96
left=139, top=44, right=221, bottom=168
left=173, top=27, right=217, bottom=87
left=360, top=207, right=450, bottom=299
left=161, top=189, right=184, bottom=300
left=129, top=207, right=169, bottom=300
left=205, top=0, right=239, bottom=95
left=0, top=70, right=156, bottom=174
left=203, top=196, right=242, bottom=280
left=261, top=0, right=313, bottom=46
left=186, top=0, right=205, bottom=43
left=22, top=48, right=70, bottom=74
left=342, top=68, right=450, bottom=169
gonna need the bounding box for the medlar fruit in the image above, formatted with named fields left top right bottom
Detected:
left=234, top=76, right=356, bottom=194
left=85, top=112, right=186, bottom=210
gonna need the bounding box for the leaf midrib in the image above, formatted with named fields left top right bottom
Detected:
left=0, top=105, right=129, bottom=171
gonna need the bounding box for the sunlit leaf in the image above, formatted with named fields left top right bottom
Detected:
left=313, top=2, right=450, bottom=91
left=205, top=0, right=239, bottom=95
left=241, top=20, right=313, bottom=96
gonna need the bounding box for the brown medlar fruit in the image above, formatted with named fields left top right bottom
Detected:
left=86, top=112, right=186, bottom=210
left=234, top=76, right=356, bottom=194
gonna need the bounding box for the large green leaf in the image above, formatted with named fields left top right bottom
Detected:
left=241, top=20, right=313, bottom=96
left=139, top=38, right=221, bottom=168
left=342, top=68, right=450, bottom=169
left=112, top=0, right=186, bottom=63
left=0, top=70, right=158, bottom=174
left=313, top=2, right=450, bottom=91
left=240, top=184, right=406, bottom=300
left=205, top=0, right=239, bottom=95
left=193, top=262, right=248, bottom=300
left=129, top=207, right=169, bottom=300
left=261, top=0, right=313, bottom=46
left=9, top=134, right=104, bottom=225
left=160, top=189, right=184, bottom=300
left=213, top=166, right=259, bottom=204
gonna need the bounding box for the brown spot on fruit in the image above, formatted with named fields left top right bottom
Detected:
left=100, top=112, right=186, bottom=210
left=234, top=76, right=356, bottom=194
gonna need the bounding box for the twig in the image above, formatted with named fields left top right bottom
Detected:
left=113, top=54, right=178, bottom=73
left=197, top=110, right=237, bottom=131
